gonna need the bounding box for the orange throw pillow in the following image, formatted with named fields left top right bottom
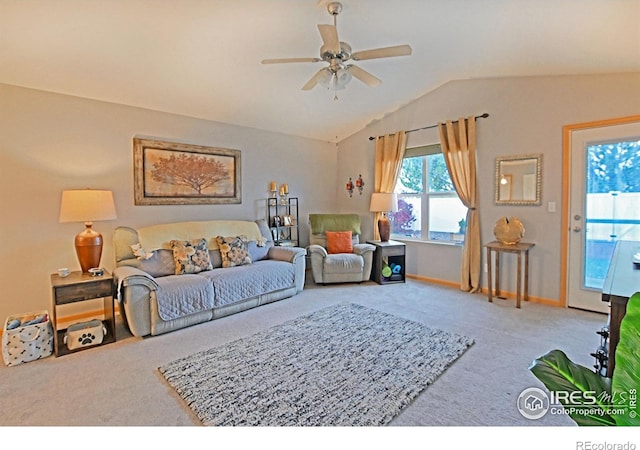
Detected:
left=326, top=231, right=353, bottom=254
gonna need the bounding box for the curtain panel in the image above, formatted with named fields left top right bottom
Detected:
left=438, top=117, right=481, bottom=292
left=373, top=131, right=407, bottom=240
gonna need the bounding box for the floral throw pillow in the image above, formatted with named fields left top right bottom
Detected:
left=216, top=235, right=252, bottom=268
left=170, top=238, right=213, bottom=275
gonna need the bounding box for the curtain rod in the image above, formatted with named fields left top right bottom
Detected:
left=368, top=113, right=490, bottom=141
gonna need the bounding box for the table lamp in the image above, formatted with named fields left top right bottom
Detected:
left=370, top=192, right=398, bottom=242
left=59, top=189, right=117, bottom=272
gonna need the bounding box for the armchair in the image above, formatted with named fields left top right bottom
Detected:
left=307, top=214, right=375, bottom=284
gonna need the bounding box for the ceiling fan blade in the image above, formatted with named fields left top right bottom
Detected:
left=317, top=24, right=340, bottom=53
left=347, top=65, right=381, bottom=87
left=302, top=68, right=327, bottom=90
left=262, top=57, right=321, bottom=64
left=351, top=44, right=412, bottom=61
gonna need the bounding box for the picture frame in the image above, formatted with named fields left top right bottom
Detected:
left=283, top=215, right=293, bottom=226
left=133, top=138, right=241, bottom=205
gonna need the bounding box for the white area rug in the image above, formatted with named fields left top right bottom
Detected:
left=159, top=302, right=474, bottom=426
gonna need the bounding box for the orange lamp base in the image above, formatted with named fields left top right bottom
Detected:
left=378, top=214, right=391, bottom=242
left=75, top=224, right=103, bottom=273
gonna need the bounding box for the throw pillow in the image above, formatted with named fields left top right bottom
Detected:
left=216, top=235, right=252, bottom=268
left=326, top=231, right=353, bottom=254
left=169, top=238, right=213, bottom=275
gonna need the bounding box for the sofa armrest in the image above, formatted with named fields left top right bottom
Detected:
left=307, top=244, right=328, bottom=258
left=113, top=266, right=158, bottom=337
left=268, top=246, right=307, bottom=263
left=268, top=246, right=307, bottom=292
left=353, top=243, right=375, bottom=256
left=113, top=266, right=158, bottom=295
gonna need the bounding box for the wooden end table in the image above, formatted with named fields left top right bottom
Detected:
left=484, top=241, right=535, bottom=308
left=50, top=270, right=116, bottom=356
left=366, top=240, right=406, bottom=285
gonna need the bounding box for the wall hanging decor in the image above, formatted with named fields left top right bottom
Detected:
left=346, top=177, right=354, bottom=197
left=346, top=175, right=364, bottom=197
left=355, top=174, right=364, bottom=195
left=133, top=138, right=241, bottom=205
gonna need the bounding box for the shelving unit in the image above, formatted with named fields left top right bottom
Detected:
left=267, top=197, right=299, bottom=246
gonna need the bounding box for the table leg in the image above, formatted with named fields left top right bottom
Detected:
left=494, top=251, right=501, bottom=297
left=486, top=247, right=493, bottom=303
left=516, top=251, right=522, bottom=308
left=524, top=250, right=530, bottom=302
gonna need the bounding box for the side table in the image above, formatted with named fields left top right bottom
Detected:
left=366, top=240, right=406, bottom=285
left=50, top=270, right=116, bottom=356
left=484, top=241, right=535, bottom=308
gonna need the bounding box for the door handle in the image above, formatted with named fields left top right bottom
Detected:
left=572, top=226, right=582, bottom=232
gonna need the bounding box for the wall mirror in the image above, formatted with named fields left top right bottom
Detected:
left=495, top=154, right=542, bottom=205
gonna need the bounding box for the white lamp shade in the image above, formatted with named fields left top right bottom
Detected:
left=369, top=192, right=398, bottom=213
left=59, top=190, right=117, bottom=223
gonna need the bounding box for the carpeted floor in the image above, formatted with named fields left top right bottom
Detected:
left=159, top=303, right=474, bottom=426
left=0, top=277, right=607, bottom=427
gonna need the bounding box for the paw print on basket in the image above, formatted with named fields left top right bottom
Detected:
left=79, top=332, right=96, bottom=346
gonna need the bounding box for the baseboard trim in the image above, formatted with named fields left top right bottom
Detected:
left=406, top=274, right=562, bottom=306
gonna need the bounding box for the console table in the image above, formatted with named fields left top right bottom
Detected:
left=601, top=240, right=639, bottom=377
left=484, top=241, right=535, bottom=308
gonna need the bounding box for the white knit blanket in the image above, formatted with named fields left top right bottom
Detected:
left=138, top=220, right=262, bottom=252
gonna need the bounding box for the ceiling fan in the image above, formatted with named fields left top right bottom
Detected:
left=261, top=2, right=412, bottom=93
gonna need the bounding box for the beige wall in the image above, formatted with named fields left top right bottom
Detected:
left=0, top=84, right=336, bottom=323
left=335, top=73, right=640, bottom=303
left=1, top=73, right=639, bottom=325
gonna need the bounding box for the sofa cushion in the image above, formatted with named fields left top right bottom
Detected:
left=155, top=274, right=215, bottom=321
left=216, top=235, right=252, bottom=268
left=135, top=249, right=176, bottom=277
left=323, top=253, right=364, bottom=274
left=170, top=238, right=213, bottom=275
left=200, top=260, right=295, bottom=307
left=326, top=231, right=354, bottom=254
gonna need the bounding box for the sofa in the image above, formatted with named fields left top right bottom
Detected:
left=112, top=219, right=306, bottom=337
left=307, top=214, right=375, bottom=284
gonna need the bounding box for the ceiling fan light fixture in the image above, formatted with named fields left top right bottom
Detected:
left=335, top=67, right=352, bottom=89
left=318, top=67, right=333, bottom=88
left=262, top=1, right=412, bottom=95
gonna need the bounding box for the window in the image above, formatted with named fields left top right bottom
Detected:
left=389, top=144, right=467, bottom=243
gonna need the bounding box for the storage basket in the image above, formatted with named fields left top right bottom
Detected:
left=2, top=310, right=54, bottom=366
left=64, top=319, right=106, bottom=351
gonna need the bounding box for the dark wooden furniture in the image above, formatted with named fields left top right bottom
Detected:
left=367, top=240, right=406, bottom=285
left=484, top=241, right=535, bottom=308
left=50, top=270, right=116, bottom=356
left=601, top=240, right=639, bottom=377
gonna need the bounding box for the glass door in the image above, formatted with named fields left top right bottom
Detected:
left=567, top=120, right=640, bottom=313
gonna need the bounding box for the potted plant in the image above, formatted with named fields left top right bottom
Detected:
left=529, top=292, right=640, bottom=426
left=458, top=218, right=467, bottom=235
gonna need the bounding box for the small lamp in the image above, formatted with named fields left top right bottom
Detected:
left=59, top=189, right=117, bottom=272
left=370, top=192, right=398, bottom=242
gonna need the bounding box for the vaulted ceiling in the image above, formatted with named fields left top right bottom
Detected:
left=2, top=0, right=639, bottom=142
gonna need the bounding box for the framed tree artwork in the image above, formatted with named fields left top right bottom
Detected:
left=133, top=138, right=241, bottom=205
